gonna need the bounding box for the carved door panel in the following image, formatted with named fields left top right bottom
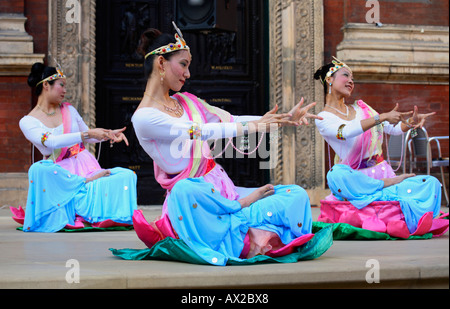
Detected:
left=96, top=0, right=268, bottom=205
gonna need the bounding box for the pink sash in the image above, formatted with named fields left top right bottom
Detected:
left=341, top=100, right=382, bottom=170
left=54, top=102, right=72, bottom=162
left=135, top=92, right=234, bottom=248
left=153, top=92, right=233, bottom=191
left=53, top=102, right=86, bottom=163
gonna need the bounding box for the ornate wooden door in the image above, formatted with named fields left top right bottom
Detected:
left=96, top=0, right=269, bottom=205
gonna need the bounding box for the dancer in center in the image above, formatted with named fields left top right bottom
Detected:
left=131, top=23, right=325, bottom=266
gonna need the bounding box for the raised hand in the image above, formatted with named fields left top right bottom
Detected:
left=288, top=97, right=324, bottom=126
left=254, top=104, right=298, bottom=132
left=110, top=127, right=129, bottom=146
left=382, top=103, right=413, bottom=125
left=408, top=106, right=435, bottom=129
left=86, top=128, right=116, bottom=142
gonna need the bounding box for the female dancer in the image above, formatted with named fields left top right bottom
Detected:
left=313, top=58, right=447, bottom=238
left=13, top=62, right=138, bottom=232
left=131, top=24, right=325, bottom=266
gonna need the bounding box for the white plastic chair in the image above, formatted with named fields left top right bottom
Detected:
left=406, top=127, right=449, bottom=206
left=386, top=132, right=408, bottom=174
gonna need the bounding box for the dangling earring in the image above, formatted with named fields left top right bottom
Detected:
left=160, top=70, right=165, bottom=85
left=329, top=83, right=332, bottom=94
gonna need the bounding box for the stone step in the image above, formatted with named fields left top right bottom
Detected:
left=0, top=173, right=28, bottom=207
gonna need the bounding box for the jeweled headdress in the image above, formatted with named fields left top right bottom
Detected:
left=325, top=56, right=352, bottom=80
left=36, top=62, right=66, bottom=87
left=145, top=22, right=190, bottom=59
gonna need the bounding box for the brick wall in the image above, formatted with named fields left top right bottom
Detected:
left=0, top=0, right=48, bottom=173
left=346, top=0, right=449, bottom=26
left=0, top=76, right=31, bottom=172
left=0, top=0, right=24, bottom=14
left=24, top=0, right=48, bottom=55
left=324, top=0, right=449, bottom=158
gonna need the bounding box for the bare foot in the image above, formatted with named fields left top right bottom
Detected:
left=86, top=169, right=111, bottom=183
left=382, top=173, right=416, bottom=188
left=238, top=184, right=275, bottom=208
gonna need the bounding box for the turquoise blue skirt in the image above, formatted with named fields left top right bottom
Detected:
left=23, top=160, right=137, bottom=233
left=167, top=177, right=313, bottom=266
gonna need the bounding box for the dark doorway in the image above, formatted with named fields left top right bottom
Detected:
left=96, top=0, right=269, bottom=205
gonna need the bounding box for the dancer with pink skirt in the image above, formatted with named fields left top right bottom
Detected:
left=314, top=58, right=448, bottom=238
left=12, top=63, right=137, bottom=232
left=130, top=23, right=331, bottom=266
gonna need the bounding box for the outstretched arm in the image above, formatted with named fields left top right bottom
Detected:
left=288, top=98, right=324, bottom=126
left=361, top=103, right=413, bottom=133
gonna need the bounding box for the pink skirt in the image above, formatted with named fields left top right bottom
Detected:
left=320, top=161, right=448, bottom=238
left=56, top=150, right=104, bottom=178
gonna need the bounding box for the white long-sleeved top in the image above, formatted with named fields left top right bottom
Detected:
left=315, top=104, right=403, bottom=160
left=19, top=105, right=99, bottom=157
left=132, top=104, right=261, bottom=174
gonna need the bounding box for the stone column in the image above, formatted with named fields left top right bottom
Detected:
left=0, top=13, right=45, bottom=75
left=48, top=0, right=96, bottom=151
left=269, top=0, right=326, bottom=204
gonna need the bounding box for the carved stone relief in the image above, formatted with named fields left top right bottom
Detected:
left=48, top=0, right=97, bottom=152
left=269, top=0, right=325, bottom=196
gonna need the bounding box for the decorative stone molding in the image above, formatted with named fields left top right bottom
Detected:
left=269, top=0, right=325, bottom=194
left=337, top=23, right=449, bottom=85
left=48, top=0, right=97, bottom=134
left=0, top=13, right=45, bottom=76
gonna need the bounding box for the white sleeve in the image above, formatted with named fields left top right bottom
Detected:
left=132, top=110, right=238, bottom=143
left=383, top=121, right=404, bottom=136
left=203, top=106, right=261, bottom=124
left=70, top=106, right=103, bottom=144
left=198, top=99, right=261, bottom=124
left=19, top=116, right=82, bottom=150
left=315, top=112, right=364, bottom=141
left=233, top=115, right=262, bottom=123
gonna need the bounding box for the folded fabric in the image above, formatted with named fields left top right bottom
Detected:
left=318, top=199, right=449, bottom=239
left=312, top=221, right=433, bottom=240
left=110, top=225, right=333, bottom=266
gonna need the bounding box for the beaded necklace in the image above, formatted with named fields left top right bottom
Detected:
left=326, top=104, right=349, bottom=118
left=144, top=92, right=184, bottom=118
left=37, top=104, right=58, bottom=117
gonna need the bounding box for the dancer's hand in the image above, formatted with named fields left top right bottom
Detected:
left=382, top=173, right=416, bottom=188
left=86, top=128, right=116, bottom=142
left=110, top=127, right=129, bottom=146
left=253, top=104, right=298, bottom=132
left=407, top=106, right=435, bottom=129
left=288, top=98, right=323, bottom=126
left=381, top=103, right=413, bottom=125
